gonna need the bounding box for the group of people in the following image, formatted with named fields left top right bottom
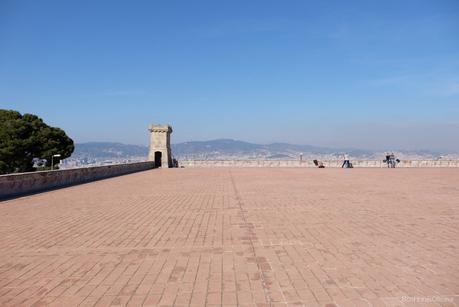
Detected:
left=312, top=153, right=400, bottom=168
left=313, top=154, right=353, bottom=168
left=384, top=152, right=400, bottom=168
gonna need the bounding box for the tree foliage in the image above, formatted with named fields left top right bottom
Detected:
left=0, top=109, right=74, bottom=174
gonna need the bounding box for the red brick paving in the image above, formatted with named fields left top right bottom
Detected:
left=0, top=168, right=458, bottom=306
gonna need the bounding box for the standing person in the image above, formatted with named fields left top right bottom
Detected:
left=390, top=152, right=396, bottom=168
left=342, top=153, right=350, bottom=168
left=385, top=152, right=391, bottom=168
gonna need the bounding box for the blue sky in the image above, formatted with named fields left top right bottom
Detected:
left=1, top=0, right=458, bottom=151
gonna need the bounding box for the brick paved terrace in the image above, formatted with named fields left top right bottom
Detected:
left=0, top=168, right=458, bottom=307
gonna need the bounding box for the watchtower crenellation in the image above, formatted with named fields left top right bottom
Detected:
left=148, top=124, right=173, bottom=168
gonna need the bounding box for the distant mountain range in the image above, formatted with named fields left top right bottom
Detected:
left=72, top=139, right=449, bottom=161
left=171, top=139, right=372, bottom=159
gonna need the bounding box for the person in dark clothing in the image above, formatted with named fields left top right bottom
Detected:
left=385, top=153, right=391, bottom=168
left=342, top=154, right=350, bottom=168
left=313, top=160, right=325, bottom=168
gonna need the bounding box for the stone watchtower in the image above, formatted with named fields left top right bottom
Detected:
left=148, top=124, right=173, bottom=168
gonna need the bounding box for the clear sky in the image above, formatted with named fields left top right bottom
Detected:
left=1, top=0, right=458, bottom=151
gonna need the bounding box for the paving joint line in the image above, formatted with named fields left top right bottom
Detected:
left=228, top=170, right=273, bottom=306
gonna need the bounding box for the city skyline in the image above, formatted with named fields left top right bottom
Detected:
left=1, top=0, right=458, bottom=151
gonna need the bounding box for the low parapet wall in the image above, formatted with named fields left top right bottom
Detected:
left=0, top=161, right=155, bottom=200
left=179, top=160, right=459, bottom=168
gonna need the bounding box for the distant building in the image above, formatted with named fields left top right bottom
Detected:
left=148, top=124, right=173, bottom=168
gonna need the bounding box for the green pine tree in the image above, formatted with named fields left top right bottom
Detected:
left=0, top=109, right=74, bottom=174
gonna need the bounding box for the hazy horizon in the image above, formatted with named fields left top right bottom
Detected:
left=74, top=138, right=458, bottom=153
left=1, top=1, right=458, bottom=151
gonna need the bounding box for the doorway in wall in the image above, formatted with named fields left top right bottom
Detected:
left=154, top=151, right=162, bottom=168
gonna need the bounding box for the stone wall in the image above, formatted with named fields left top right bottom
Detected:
left=0, top=162, right=155, bottom=199
left=179, top=160, right=459, bottom=168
